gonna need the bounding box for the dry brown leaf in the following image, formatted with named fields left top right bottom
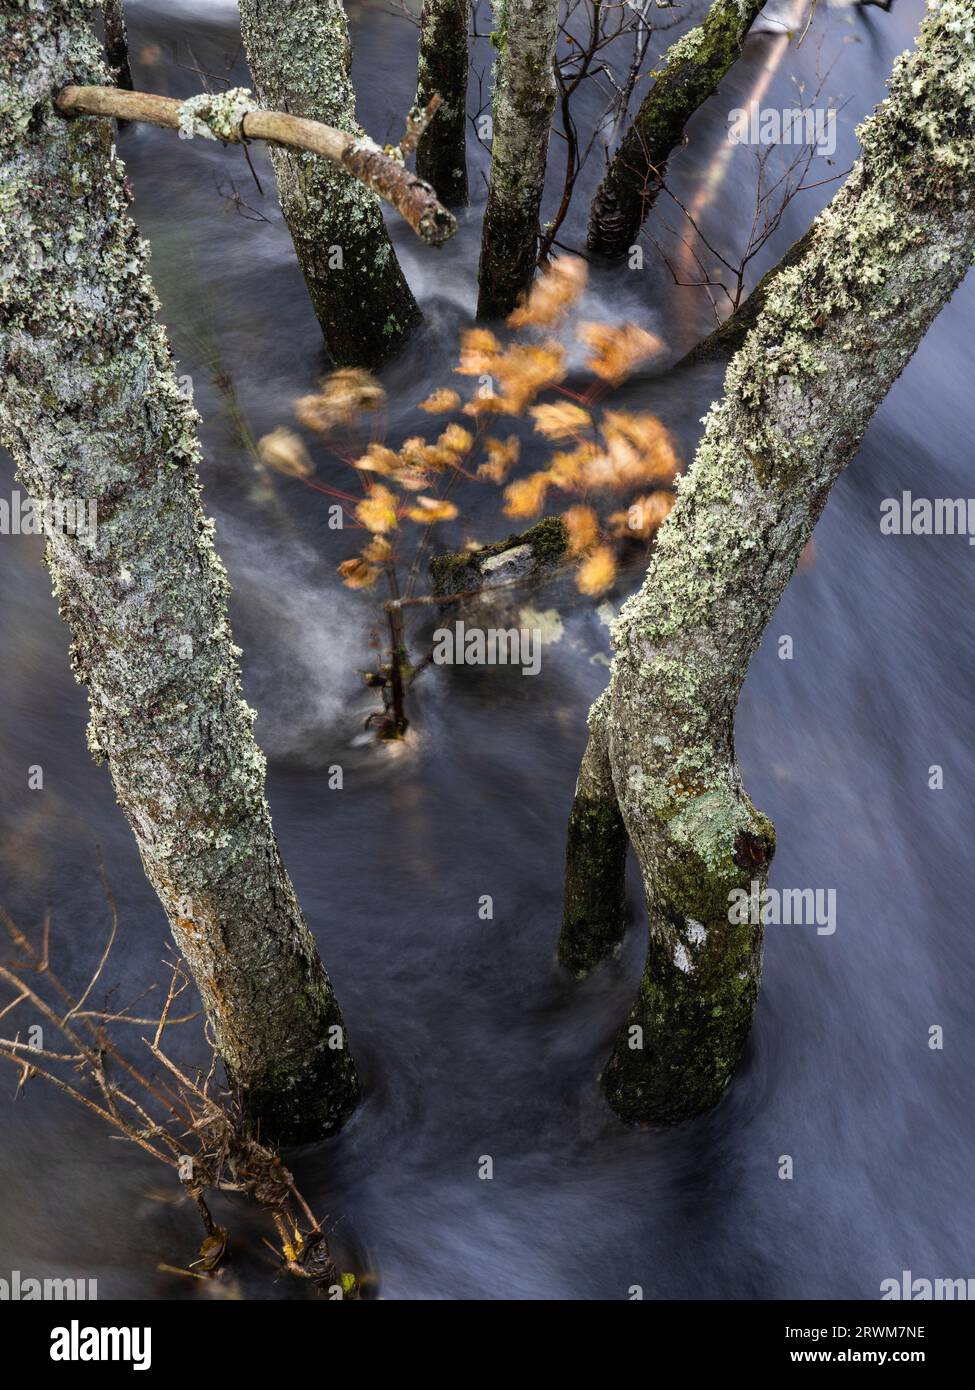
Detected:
left=257, top=427, right=314, bottom=480
left=575, top=544, right=617, bottom=596
left=338, top=556, right=382, bottom=589
left=529, top=401, right=592, bottom=441
left=419, top=388, right=462, bottom=414
left=295, top=368, right=386, bottom=433
left=577, top=322, right=664, bottom=385
left=405, top=496, right=459, bottom=523
left=563, top=505, right=600, bottom=557
left=356, top=484, right=398, bottom=534
left=507, top=255, right=588, bottom=330
left=477, top=436, right=520, bottom=484
left=502, top=473, right=550, bottom=519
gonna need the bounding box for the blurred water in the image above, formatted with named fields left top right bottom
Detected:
left=1, top=0, right=972, bottom=1300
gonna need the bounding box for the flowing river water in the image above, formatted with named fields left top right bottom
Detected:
left=1, top=0, right=972, bottom=1299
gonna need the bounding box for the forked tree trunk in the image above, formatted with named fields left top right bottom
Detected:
left=476, top=0, right=559, bottom=319
left=238, top=0, right=420, bottom=367
left=415, top=0, right=470, bottom=205
left=0, top=0, right=359, bottom=1146
left=587, top=0, right=765, bottom=261
left=562, top=0, right=975, bottom=1125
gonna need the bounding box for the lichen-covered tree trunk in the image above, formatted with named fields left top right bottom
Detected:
left=238, top=0, right=419, bottom=367
left=476, top=0, right=559, bottom=319
left=415, top=0, right=470, bottom=205
left=0, top=0, right=359, bottom=1146
left=587, top=0, right=765, bottom=262
left=564, top=0, right=975, bottom=1125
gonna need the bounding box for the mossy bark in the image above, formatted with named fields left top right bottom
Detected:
left=415, top=0, right=470, bottom=206
left=558, top=695, right=629, bottom=977
left=587, top=0, right=764, bottom=262
left=430, top=515, right=567, bottom=594
left=238, top=0, right=420, bottom=367
left=476, top=0, right=559, bottom=319
left=0, top=0, right=359, bottom=1145
left=570, top=0, right=975, bottom=1125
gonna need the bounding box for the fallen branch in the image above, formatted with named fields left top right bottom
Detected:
left=55, top=84, right=457, bottom=247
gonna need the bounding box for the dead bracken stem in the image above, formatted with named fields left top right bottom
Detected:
left=0, top=876, right=358, bottom=1299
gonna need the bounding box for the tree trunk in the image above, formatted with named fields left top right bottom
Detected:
left=0, top=0, right=359, bottom=1146
left=238, top=0, right=420, bottom=368
left=415, top=0, right=470, bottom=206
left=102, top=0, right=133, bottom=92
left=476, top=0, right=559, bottom=319
left=564, top=0, right=975, bottom=1125
left=587, top=0, right=765, bottom=262
left=558, top=692, right=629, bottom=977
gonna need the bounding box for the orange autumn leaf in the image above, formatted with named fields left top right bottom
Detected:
left=529, top=401, right=592, bottom=441
left=575, top=544, right=617, bottom=596
left=577, top=321, right=664, bottom=385
left=507, top=255, right=588, bottom=329
left=563, top=505, right=600, bottom=557
left=353, top=443, right=401, bottom=477
left=356, top=484, right=398, bottom=534
left=585, top=411, right=681, bottom=491
left=419, top=388, right=461, bottom=413
left=295, top=368, right=385, bottom=433
left=338, top=556, right=382, bottom=590
left=493, top=342, right=567, bottom=415
left=546, top=441, right=597, bottom=491
left=456, top=327, right=502, bottom=377
left=363, top=535, right=392, bottom=562
left=502, top=473, right=550, bottom=519
left=437, top=423, right=474, bottom=458
left=478, top=435, right=520, bottom=484
left=609, top=491, right=675, bottom=539
left=405, top=496, right=459, bottom=523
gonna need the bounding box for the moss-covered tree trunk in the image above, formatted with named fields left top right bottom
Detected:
left=0, top=0, right=359, bottom=1146
left=558, top=692, right=629, bottom=977
left=564, top=0, right=975, bottom=1125
left=476, top=0, right=559, bottom=319
left=415, top=0, right=469, bottom=206
left=238, top=0, right=419, bottom=367
left=587, top=0, right=765, bottom=262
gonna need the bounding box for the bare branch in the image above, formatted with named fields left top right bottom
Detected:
left=55, top=85, right=456, bottom=247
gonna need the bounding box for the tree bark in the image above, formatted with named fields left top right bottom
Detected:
left=476, top=0, right=559, bottom=319
left=564, top=0, right=975, bottom=1125
left=415, top=0, right=470, bottom=206
left=0, top=0, right=359, bottom=1146
left=559, top=692, right=629, bottom=977
left=102, top=0, right=133, bottom=92
left=238, top=0, right=420, bottom=368
left=587, top=0, right=765, bottom=262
